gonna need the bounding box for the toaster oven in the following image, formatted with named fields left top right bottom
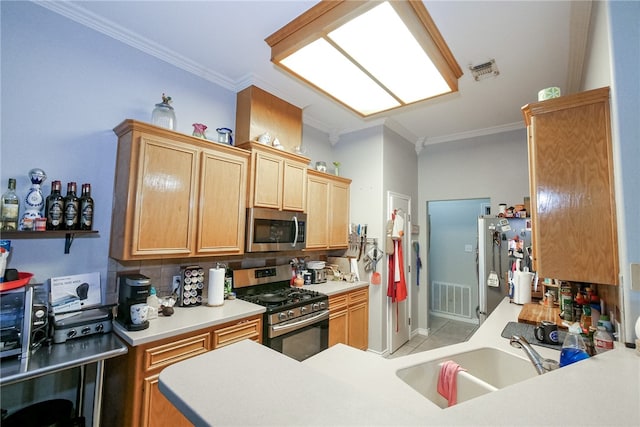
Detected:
left=0, top=283, right=49, bottom=359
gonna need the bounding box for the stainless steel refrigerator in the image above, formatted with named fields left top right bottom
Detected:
left=477, top=216, right=533, bottom=323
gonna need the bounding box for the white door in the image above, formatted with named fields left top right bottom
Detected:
left=388, top=192, right=411, bottom=354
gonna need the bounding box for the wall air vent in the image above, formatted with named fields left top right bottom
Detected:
left=469, top=59, right=499, bottom=81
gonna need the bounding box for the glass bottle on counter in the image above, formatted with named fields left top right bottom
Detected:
left=63, top=182, right=79, bottom=230
left=79, top=183, right=94, bottom=230
left=1, top=178, right=19, bottom=231
left=45, top=180, right=64, bottom=230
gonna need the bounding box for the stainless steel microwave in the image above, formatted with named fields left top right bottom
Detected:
left=246, top=207, right=306, bottom=252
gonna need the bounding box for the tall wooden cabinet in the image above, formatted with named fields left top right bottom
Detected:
left=522, top=87, right=618, bottom=285
left=306, top=170, right=351, bottom=250
left=111, top=120, right=249, bottom=260
left=328, top=287, right=368, bottom=350
left=103, top=315, right=262, bottom=427
left=237, top=141, right=308, bottom=211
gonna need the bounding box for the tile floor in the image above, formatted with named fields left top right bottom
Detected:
left=386, top=315, right=479, bottom=358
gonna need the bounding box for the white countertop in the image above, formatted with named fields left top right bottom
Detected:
left=112, top=299, right=265, bottom=346
left=113, top=280, right=366, bottom=347
left=302, top=279, right=369, bottom=296
left=159, top=298, right=640, bottom=425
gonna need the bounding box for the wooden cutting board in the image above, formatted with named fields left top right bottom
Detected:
left=517, top=302, right=564, bottom=327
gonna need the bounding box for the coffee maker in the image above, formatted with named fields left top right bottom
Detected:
left=117, top=274, right=151, bottom=331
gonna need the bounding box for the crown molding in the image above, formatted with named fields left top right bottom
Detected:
left=35, top=0, right=236, bottom=91
left=422, top=122, right=524, bottom=146
left=36, top=1, right=527, bottom=150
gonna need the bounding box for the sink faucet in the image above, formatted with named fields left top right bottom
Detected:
left=510, top=335, right=560, bottom=375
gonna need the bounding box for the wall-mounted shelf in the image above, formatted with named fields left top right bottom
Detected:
left=1, top=230, right=99, bottom=254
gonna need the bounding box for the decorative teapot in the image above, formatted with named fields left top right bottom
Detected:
left=216, top=127, right=233, bottom=145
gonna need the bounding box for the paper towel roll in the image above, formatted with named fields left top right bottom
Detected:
left=513, top=271, right=533, bottom=305
left=207, top=268, right=225, bottom=307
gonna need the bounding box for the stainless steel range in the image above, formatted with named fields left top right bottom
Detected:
left=233, top=264, right=328, bottom=361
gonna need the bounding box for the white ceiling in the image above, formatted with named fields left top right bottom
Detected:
left=40, top=1, right=591, bottom=147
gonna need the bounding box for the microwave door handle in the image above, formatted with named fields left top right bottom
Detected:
left=292, top=215, right=299, bottom=248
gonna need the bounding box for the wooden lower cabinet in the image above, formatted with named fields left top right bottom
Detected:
left=328, top=294, right=348, bottom=347
left=142, top=374, right=192, bottom=427
left=103, top=315, right=262, bottom=427
left=328, top=287, right=368, bottom=350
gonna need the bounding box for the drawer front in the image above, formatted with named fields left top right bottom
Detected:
left=212, top=318, right=262, bottom=349
left=144, top=332, right=210, bottom=372
left=348, top=288, right=368, bottom=305
left=329, top=294, right=348, bottom=311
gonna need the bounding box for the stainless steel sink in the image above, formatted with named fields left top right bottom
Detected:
left=395, top=347, right=538, bottom=408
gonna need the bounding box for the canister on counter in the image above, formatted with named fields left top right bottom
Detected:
left=560, top=285, right=573, bottom=321
left=303, top=271, right=311, bottom=286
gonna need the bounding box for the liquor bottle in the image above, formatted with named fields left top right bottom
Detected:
left=63, top=182, right=79, bottom=230
left=1, top=178, right=20, bottom=231
left=45, top=180, right=64, bottom=230
left=79, top=183, right=94, bottom=230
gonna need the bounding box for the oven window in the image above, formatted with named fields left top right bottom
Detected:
left=270, top=320, right=328, bottom=362
left=282, top=326, right=322, bottom=362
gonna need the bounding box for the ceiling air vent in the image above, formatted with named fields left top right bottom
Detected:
left=469, top=59, right=499, bottom=81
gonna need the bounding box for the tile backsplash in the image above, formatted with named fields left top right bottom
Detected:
left=106, top=251, right=337, bottom=304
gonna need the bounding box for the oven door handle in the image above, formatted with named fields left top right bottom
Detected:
left=291, top=215, right=299, bottom=248
left=270, top=310, right=329, bottom=337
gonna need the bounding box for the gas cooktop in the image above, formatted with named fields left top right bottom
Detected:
left=232, top=265, right=327, bottom=313
left=236, top=285, right=326, bottom=311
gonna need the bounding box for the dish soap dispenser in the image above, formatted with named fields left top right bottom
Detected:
left=559, top=322, right=590, bottom=367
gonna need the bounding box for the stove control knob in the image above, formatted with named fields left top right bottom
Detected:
left=300, top=306, right=307, bottom=314
left=279, top=312, right=288, bottom=321
left=319, top=302, right=326, bottom=310
left=81, top=327, right=91, bottom=335
left=67, top=329, right=77, bottom=339
left=312, top=303, right=319, bottom=311
left=96, top=323, right=104, bottom=333
left=287, top=310, right=295, bottom=318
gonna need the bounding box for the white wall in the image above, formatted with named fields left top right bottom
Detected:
left=1, top=2, right=237, bottom=420
left=581, top=0, right=640, bottom=344
left=382, top=128, right=420, bottom=335
left=334, top=126, right=385, bottom=351
left=605, top=1, right=640, bottom=344
left=1, top=2, right=236, bottom=284
left=301, top=124, right=334, bottom=168
left=417, top=129, right=530, bottom=330
left=582, top=0, right=611, bottom=89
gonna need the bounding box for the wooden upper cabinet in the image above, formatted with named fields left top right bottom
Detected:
left=306, top=172, right=330, bottom=249
left=196, top=148, right=248, bottom=255
left=305, top=170, right=351, bottom=250
left=328, top=178, right=350, bottom=248
left=238, top=141, right=308, bottom=212
left=522, top=87, right=618, bottom=285
left=111, top=120, right=249, bottom=260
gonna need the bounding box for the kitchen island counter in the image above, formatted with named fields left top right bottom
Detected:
left=112, top=299, right=265, bottom=346
left=159, top=298, right=639, bottom=425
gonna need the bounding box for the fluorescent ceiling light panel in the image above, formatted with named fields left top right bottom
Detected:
left=328, top=2, right=450, bottom=104
left=267, top=0, right=463, bottom=117
left=281, top=39, right=401, bottom=116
